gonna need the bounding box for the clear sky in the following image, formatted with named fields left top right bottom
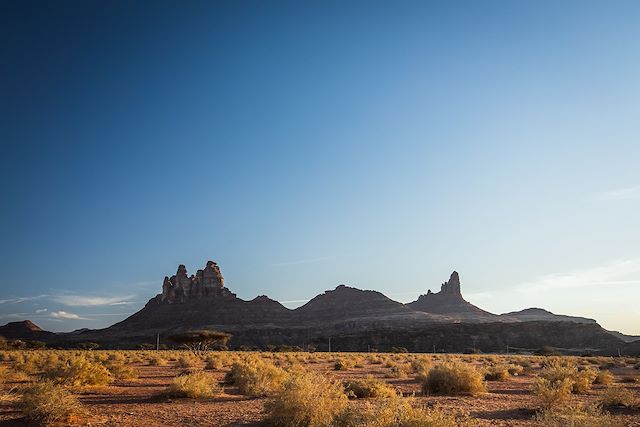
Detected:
left=2, top=1, right=639, bottom=334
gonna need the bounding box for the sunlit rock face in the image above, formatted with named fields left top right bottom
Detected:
left=161, top=261, right=232, bottom=302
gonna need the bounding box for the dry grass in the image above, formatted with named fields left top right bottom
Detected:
left=337, top=395, right=462, bottom=427
left=226, top=357, right=288, bottom=397
left=265, top=370, right=348, bottom=427
left=533, top=377, right=574, bottom=411
left=600, top=387, right=638, bottom=408
left=534, top=402, right=622, bottom=427
left=19, top=380, right=82, bottom=425
left=594, top=370, right=615, bottom=386
left=167, top=371, right=222, bottom=399
left=422, top=361, right=486, bottom=396
left=344, top=376, right=398, bottom=398
left=43, top=355, right=112, bottom=387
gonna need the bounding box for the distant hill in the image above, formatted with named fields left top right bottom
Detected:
left=500, top=307, right=596, bottom=324
left=0, top=320, right=55, bottom=341
left=1, top=261, right=634, bottom=354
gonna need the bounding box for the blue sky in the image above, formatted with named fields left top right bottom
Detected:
left=1, top=1, right=639, bottom=334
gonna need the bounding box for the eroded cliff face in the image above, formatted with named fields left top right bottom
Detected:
left=161, top=261, right=231, bottom=302
left=406, top=271, right=498, bottom=321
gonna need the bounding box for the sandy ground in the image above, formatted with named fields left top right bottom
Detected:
left=0, top=354, right=639, bottom=426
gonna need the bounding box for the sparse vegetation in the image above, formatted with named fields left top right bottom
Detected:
left=265, top=370, right=348, bottom=427
left=167, top=371, right=222, bottom=399
left=226, top=357, right=288, bottom=397
left=344, top=376, right=397, bottom=398
left=19, top=380, right=82, bottom=425
left=43, top=355, right=112, bottom=386
left=422, top=361, right=486, bottom=395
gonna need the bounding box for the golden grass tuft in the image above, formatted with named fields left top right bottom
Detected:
left=167, top=371, right=222, bottom=399
left=422, top=361, right=486, bottom=396
left=600, top=387, right=637, bottom=408
left=226, top=357, right=288, bottom=397
left=264, top=370, right=348, bottom=427
left=533, top=377, right=574, bottom=411
left=43, top=355, right=111, bottom=387
left=534, top=402, right=622, bottom=427
left=344, top=376, right=397, bottom=399
left=337, top=394, right=461, bottom=427
left=19, top=380, right=82, bottom=425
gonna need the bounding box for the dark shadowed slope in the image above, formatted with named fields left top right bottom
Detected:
left=406, top=271, right=499, bottom=321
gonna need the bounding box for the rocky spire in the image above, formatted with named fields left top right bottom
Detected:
left=160, top=260, right=232, bottom=303
left=440, top=271, right=461, bottom=296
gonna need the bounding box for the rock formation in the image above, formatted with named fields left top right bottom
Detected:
left=407, top=271, right=498, bottom=321
left=8, top=261, right=632, bottom=355
left=160, top=261, right=234, bottom=302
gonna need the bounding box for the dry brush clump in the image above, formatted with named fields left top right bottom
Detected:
left=167, top=371, right=222, bottom=399
left=422, top=361, right=486, bottom=396
left=337, top=394, right=462, bottom=427
left=534, top=401, right=622, bottom=427
left=226, top=357, right=288, bottom=397
left=600, top=387, right=638, bottom=409
left=594, top=370, right=615, bottom=386
left=42, top=355, right=111, bottom=387
left=344, top=376, right=397, bottom=399
left=19, top=380, right=82, bottom=425
left=264, top=370, right=348, bottom=427
left=533, top=377, right=574, bottom=411
left=539, top=357, right=597, bottom=394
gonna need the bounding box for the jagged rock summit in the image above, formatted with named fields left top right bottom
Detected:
left=407, top=271, right=498, bottom=321
left=160, top=261, right=234, bottom=302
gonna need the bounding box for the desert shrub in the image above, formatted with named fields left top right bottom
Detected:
left=147, top=355, right=167, bottom=366
left=535, top=402, right=622, bottom=427
left=600, top=387, right=637, bottom=408
left=337, top=394, right=460, bottom=427
left=344, top=376, right=397, bottom=399
left=422, top=361, right=485, bottom=396
left=226, top=358, right=287, bottom=397
left=19, top=380, right=82, bottom=425
left=177, top=354, right=199, bottom=369
left=533, top=377, right=574, bottom=411
left=43, top=356, right=111, bottom=387
left=594, top=370, right=614, bottom=386
left=105, top=362, right=136, bottom=380
left=334, top=358, right=355, bottom=371
left=205, top=355, right=223, bottom=370
left=411, top=359, right=431, bottom=383
left=484, top=365, right=510, bottom=381
left=573, top=368, right=597, bottom=393
left=106, top=352, right=125, bottom=363
left=167, top=371, right=222, bottom=399
left=539, top=358, right=596, bottom=394
left=507, top=364, right=524, bottom=376
left=264, top=370, right=348, bottom=427
left=384, top=363, right=409, bottom=379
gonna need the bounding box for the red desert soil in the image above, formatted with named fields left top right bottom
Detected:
left=1, top=356, right=639, bottom=426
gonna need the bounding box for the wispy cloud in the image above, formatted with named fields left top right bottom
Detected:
left=50, top=311, right=88, bottom=320
left=516, top=258, right=640, bottom=293
left=51, top=294, right=136, bottom=307
left=35, top=308, right=47, bottom=314
left=0, top=295, right=49, bottom=305
left=590, top=186, right=640, bottom=201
